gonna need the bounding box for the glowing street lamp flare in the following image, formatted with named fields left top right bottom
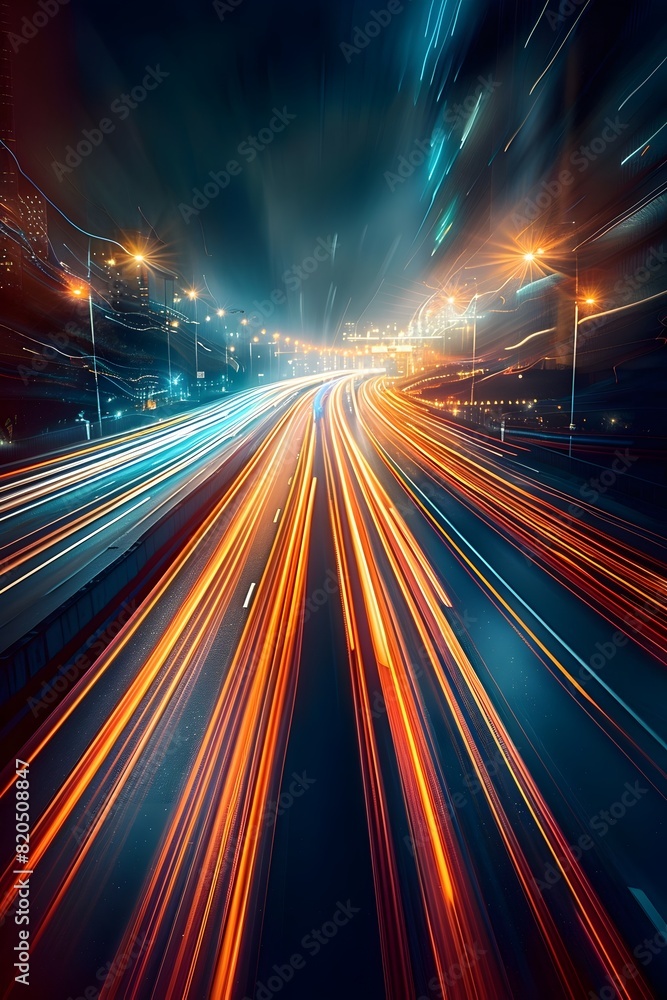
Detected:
left=2, top=0, right=664, bottom=989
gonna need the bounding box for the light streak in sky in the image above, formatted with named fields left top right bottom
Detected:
left=618, top=55, right=667, bottom=110
left=524, top=2, right=550, bottom=48
left=620, top=121, right=667, bottom=166
left=528, top=0, right=594, bottom=96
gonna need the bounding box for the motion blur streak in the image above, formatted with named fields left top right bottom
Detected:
left=0, top=387, right=317, bottom=957
left=0, top=379, right=329, bottom=624
left=323, top=378, right=652, bottom=998
left=0, top=375, right=662, bottom=998
left=324, top=381, right=502, bottom=997
left=102, top=406, right=316, bottom=999
left=360, top=379, right=667, bottom=663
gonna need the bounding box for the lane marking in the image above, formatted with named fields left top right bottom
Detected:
left=243, top=582, right=256, bottom=609
left=0, top=496, right=153, bottom=598
left=273, top=508, right=281, bottom=523
left=510, top=461, right=540, bottom=473
left=391, top=461, right=667, bottom=756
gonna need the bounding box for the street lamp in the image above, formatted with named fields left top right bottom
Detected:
left=76, top=239, right=103, bottom=435
left=145, top=266, right=178, bottom=397
left=470, top=280, right=478, bottom=405
left=215, top=307, right=246, bottom=385
left=187, top=289, right=199, bottom=389
left=126, top=249, right=180, bottom=399
left=216, top=309, right=228, bottom=384
left=514, top=234, right=588, bottom=458
left=568, top=261, right=595, bottom=458
left=249, top=336, right=263, bottom=382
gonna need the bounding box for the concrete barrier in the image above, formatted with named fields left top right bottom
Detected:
left=0, top=433, right=253, bottom=708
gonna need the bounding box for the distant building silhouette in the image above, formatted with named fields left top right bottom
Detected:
left=0, top=0, right=22, bottom=290
left=19, top=181, right=49, bottom=261
left=0, top=1, right=50, bottom=290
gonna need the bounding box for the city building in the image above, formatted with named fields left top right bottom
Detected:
left=18, top=181, right=48, bottom=261
left=0, top=0, right=22, bottom=292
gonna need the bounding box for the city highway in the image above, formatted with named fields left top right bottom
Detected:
left=0, top=376, right=665, bottom=999
left=0, top=376, right=333, bottom=653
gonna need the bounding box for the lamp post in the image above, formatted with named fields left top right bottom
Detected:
left=271, top=333, right=279, bottom=380
left=165, top=276, right=172, bottom=395
left=567, top=253, right=581, bottom=459
left=567, top=255, right=578, bottom=457
left=544, top=221, right=581, bottom=459
left=127, top=249, right=182, bottom=401
left=214, top=308, right=245, bottom=387
left=216, top=309, right=227, bottom=385
left=85, top=239, right=103, bottom=436
left=499, top=410, right=517, bottom=443
left=470, top=281, right=478, bottom=405
left=187, top=289, right=199, bottom=391
left=515, top=238, right=589, bottom=458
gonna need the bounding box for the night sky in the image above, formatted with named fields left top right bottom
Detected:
left=2, top=5, right=667, bottom=999
left=9, top=0, right=667, bottom=339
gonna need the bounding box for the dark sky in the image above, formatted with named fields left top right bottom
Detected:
left=9, top=0, right=667, bottom=340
